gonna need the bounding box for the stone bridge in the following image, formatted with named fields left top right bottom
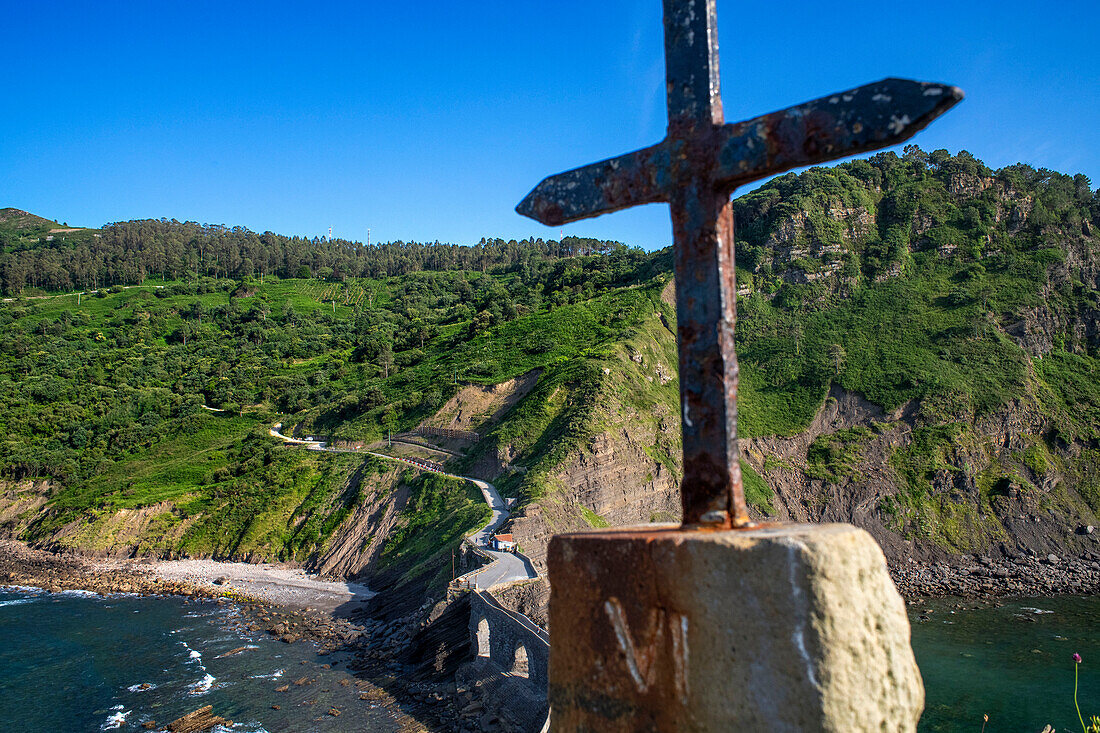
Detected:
left=463, top=589, right=549, bottom=732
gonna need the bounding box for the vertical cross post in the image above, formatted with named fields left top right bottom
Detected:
left=517, top=1, right=962, bottom=728
left=662, top=0, right=745, bottom=526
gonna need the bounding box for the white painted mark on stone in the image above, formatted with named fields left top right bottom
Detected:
left=604, top=597, right=690, bottom=701
left=923, top=87, right=944, bottom=96
left=682, top=403, right=693, bottom=428
left=670, top=614, right=690, bottom=704
left=872, top=93, right=892, bottom=102
left=605, top=598, right=663, bottom=692
left=784, top=541, right=820, bottom=689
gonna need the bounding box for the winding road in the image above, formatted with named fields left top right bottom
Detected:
left=269, top=424, right=536, bottom=589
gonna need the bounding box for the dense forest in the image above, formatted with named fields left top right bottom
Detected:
left=2, top=146, right=1099, bottom=565
left=0, top=208, right=632, bottom=295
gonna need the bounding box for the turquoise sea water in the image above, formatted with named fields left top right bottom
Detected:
left=912, top=596, right=1100, bottom=732
left=0, top=586, right=400, bottom=732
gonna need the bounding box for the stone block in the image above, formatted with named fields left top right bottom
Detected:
left=548, top=523, right=922, bottom=732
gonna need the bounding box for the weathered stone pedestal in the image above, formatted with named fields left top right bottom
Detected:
left=548, top=523, right=923, bottom=732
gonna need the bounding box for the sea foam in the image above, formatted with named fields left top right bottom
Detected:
left=100, top=706, right=129, bottom=730
left=188, top=673, right=217, bottom=696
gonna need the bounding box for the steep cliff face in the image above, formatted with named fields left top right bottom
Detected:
left=310, top=468, right=409, bottom=579
left=0, top=452, right=413, bottom=570
left=471, top=300, right=684, bottom=574
left=744, top=385, right=1098, bottom=562
left=506, top=422, right=682, bottom=574
left=501, top=376, right=1098, bottom=584
left=0, top=480, right=51, bottom=539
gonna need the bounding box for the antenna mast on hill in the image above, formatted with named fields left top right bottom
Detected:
left=367, top=228, right=371, bottom=247
left=328, top=226, right=332, bottom=240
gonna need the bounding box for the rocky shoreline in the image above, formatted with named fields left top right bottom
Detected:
left=890, top=550, right=1100, bottom=599
left=0, top=540, right=231, bottom=601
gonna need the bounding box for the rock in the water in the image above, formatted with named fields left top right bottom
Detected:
left=166, top=705, right=229, bottom=733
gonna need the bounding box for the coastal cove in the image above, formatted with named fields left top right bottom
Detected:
left=1, top=585, right=1095, bottom=732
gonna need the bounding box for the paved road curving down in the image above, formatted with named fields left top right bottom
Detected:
left=463, top=478, right=536, bottom=589
left=269, top=425, right=536, bottom=589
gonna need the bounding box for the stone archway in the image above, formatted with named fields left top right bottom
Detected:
left=476, top=617, right=491, bottom=657
left=512, top=641, right=529, bottom=678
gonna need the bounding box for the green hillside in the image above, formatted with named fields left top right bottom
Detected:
left=1, top=147, right=1098, bottom=565
left=0, top=208, right=97, bottom=254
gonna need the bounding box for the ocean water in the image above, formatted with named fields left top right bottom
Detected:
left=912, top=596, right=1100, bottom=732
left=0, top=586, right=401, bottom=732
left=1, top=586, right=1096, bottom=731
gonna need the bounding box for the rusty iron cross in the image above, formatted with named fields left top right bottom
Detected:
left=517, top=0, right=962, bottom=529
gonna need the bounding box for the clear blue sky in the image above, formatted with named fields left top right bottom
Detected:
left=2, top=0, right=1097, bottom=250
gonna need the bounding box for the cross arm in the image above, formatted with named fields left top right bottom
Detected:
left=515, top=143, right=671, bottom=227
left=715, top=78, right=964, bottom=189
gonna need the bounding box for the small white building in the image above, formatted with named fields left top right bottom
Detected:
left=492, top=533, right=517, bottom=552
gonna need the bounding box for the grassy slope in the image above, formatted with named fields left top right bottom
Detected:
left=0, top=207, right=100, bottom=263
left=377, top=471, right=491, bottom=590
left=1, top=263, right=666, bottom=565
left=0, top=276, right=492, bottom=563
